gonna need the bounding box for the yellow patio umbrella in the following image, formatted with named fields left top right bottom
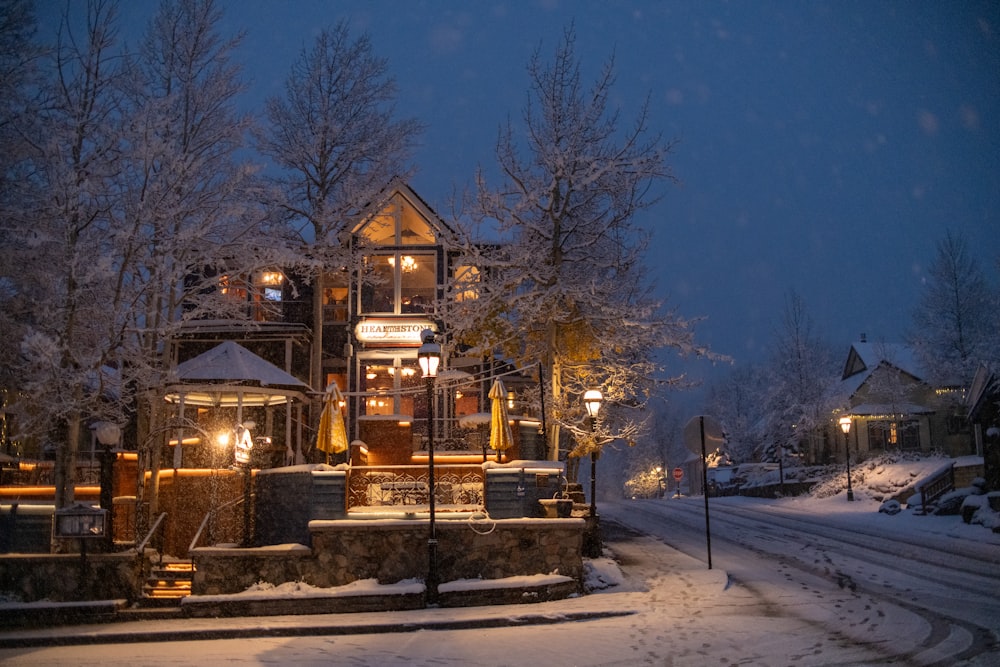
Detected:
left=489, top=379, right=514, bottom=462
left=316, top=382, right=348, bottom=462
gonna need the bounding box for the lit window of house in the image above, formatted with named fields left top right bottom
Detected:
left=357, top=198, right=437, bottom=315
left=453, top=264, right=480, bottom=302
left=322, top=270, right=350, bottom=323
left=215, top=271, right=285, bottom=322
left=252, top=271, right=284, bottom=322
left=218, top=274, right=248, bottom=301
left=359, top=360, right=422, bottom=416
left=867, top=419, right=920, bottom=450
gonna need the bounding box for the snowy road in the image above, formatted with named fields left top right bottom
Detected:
left=609, top=496, right=1000, bottom=665
left=2, top=496, right=998, bottom=666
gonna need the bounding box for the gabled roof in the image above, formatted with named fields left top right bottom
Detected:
left=351, top=179, right=455, bottom=239
left=842, top=342, right=923, bottom=382
left=837, top=341, right=931, bottom=408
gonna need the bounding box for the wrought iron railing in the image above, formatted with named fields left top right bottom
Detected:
left=0, top=461, right=103, bottom=486
left=135, top=511, right=167, bottom=597
left=347, top=464, right=484, bottom=509
left=189, top=495, right=249, bottom=551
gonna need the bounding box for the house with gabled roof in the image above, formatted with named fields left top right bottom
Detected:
left=834, top=337, right=973, bottom=461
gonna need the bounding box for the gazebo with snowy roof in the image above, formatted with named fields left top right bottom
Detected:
left=163, top=341, right=313, bottom=466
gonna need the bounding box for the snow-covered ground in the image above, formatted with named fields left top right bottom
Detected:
left=1, top=456, right=998, bottom=666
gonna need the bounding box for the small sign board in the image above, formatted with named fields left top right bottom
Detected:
left=683, top=415, right=725, bottom=456
left=672, top=467, right=684, bottom=481
left=354, top=318, right=436, bottom=345
left=53, top=502, right=107, bottom=539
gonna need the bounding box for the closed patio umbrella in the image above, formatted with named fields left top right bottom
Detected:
left=316, top=382, right=349, bottom=463
left=489, top=379, right=514, bottom=462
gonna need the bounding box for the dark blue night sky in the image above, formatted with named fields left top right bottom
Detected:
left=39, top=0, right=1000, bottom=388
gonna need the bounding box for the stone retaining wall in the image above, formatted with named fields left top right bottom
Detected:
left=0, top=551, right=145, bottom=603
left=192, top=518, right=584, bottom=597
left=954, top=461, right=985, bottom=489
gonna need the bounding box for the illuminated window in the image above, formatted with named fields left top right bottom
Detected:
left=322, top=270, right=350, bottom=322
left=219, top=275, right=247, bottom=301
left=361, top=252, right=435, bottom=314
left=867, top=419, right=919, bottom=450
left=252, top=271, right=284, bottom=322
left=453, top=264, right=480, bottom=302
left=359, top=197, right=436, bottom=246
left=358, top=359, right=421, bottom=417
left=356, top=193, right=439, bottom=315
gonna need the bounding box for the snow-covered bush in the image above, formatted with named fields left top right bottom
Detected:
left=933, top=486, right=983, bottom=516
left=879, top=499, right=902, bottom=515
left=967, top=493, right=1000, bottom=532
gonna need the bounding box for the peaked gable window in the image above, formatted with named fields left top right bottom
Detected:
left=360, top=197, right=436, bottom=246
left=357, top=194, right=438, bottom=315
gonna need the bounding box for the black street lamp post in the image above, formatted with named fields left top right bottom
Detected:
left=582, top=389, right=603, bottom=558
left=91, top=422, right=121, bottom=550
left=839, top=416, right=855, bottom=502
left=418, top=329, right=442, bottom=604
left=583, top=389, right=603, bottom=518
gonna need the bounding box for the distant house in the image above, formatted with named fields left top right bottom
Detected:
left=834, top=339, right=973, bottom=461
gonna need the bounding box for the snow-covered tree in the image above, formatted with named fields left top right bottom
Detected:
left=255, top=20, right=422, bottom=393
left=759, top=291, right=839, bottom=464
left=0, top=0, right=41, bottom=196
left=705, top=364, right=768, bottom=464
left=0, top=0, right=44, bottom=444
left=910, top=230, right=998, bottom=388
left=0, top=0, right=264, bottom=513
left=621, top=402, right=686, bottom=497
left=118, top=0, right=265, bottom=522
left=444, top=26, right=708, bottom=479
left=0, top=0, right=127, bottom=507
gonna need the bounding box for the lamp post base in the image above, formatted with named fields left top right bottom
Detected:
left=582, top=514, right=602, bottom=558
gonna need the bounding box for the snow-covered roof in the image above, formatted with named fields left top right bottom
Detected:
left=171, top=341, right=310, bottom=388
left=843, top=342, right=925, bottom=382
left=838, top=341, right=930, bottom=398
left=164, top=341, right=312, bottom=407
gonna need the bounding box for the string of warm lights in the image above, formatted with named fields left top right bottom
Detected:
left=340, top=361, right=541, bottom=399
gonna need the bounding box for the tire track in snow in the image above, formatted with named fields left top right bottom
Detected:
left=604, top=500, right=1000, bottom=665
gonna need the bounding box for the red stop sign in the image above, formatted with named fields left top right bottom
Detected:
left=672, top=467, right=684, bottom=481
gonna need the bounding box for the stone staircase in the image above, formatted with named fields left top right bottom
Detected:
left=139, top=561, right=194, bottom=608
